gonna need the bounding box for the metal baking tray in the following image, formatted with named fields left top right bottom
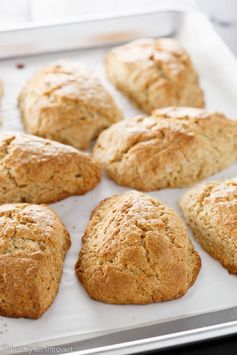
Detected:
left=1, top=8, right=237, bottom=355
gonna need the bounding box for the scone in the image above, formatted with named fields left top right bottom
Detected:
left=93, top=107, right=237, bottom=191
left=105, top=38, right=204, bottom=113
left=18, top=60, right=122, bottom=150
left=75, top=191, right=201, bottom=304
left=0, top=132, right=101, bottom=204
left=180, top=180, right=237, bottom=274
left=0, top=203, right=70, bottom=318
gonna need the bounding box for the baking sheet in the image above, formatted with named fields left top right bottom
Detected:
left=0, top=11, right=237, bottom=349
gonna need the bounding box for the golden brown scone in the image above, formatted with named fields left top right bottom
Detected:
left=180, top=180, right=237, bottom=274
left=18, top=60, right=122, bottom=150
left=75, top=191, right=201, bottom=304
left=93, top=107, right=237, bottom=191
left=0, top=203, right=70, bottom=318
left=105, top=38, right=204, bottom=113
left=0, top=132, right=101, bottom=204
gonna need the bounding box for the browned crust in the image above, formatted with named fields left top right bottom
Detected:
left=0, top=203, right=71, bottom=319
left=93, top=107, right=237, bottom=191
left=105, top=38, right=205, bottom=113
left=180, top=179, right=237, bottom=274
left=18, top=60, right=122, bottom=150
left=75, top=191, right=201, bottom=304
left=0, top=132, right=101, bottom=204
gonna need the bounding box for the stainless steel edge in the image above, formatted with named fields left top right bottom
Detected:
left=76, top=320, right=237, bottom=355
left=16, top=306, right=237, bottom=354
left=0, top=10, right=182, bottom=59
left=61, top=307, right=237, bottom=354
left=0, top=7, right=189, bottom=32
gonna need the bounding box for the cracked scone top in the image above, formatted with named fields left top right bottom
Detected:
left=105, top=38, right=204, bottom=113
left=93, top=107, right=237, bottom=191
left=0, top=203, right=70, bottom=318
left=180, top=179, right=237, bottom=274
left=0, top=132, right=101, bottom=204
left=75, top=191, right=201, bottom=304
left=18, top=60, right=122, bottom=149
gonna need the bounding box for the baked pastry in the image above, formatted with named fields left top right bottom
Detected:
left=0, top=132, right=101, bottom=204
left=105, top=38, right=204, bottom=113
left=93, top=107, right=237, bottom=191
left=0, top=203, right=70, bottom=318
left=75, top=191, right=201, bottom=304
left=18, top=60, right=122, bottom=150
left=180, top=179, right=237, bottom=274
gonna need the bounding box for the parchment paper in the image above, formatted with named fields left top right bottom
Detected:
left=0, top=11, right=237, bottom=349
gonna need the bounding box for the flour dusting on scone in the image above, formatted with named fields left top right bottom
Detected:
left=18, top=60, right=122, bottom=149
left=93, top=107, right=237, bottom=191
left=106, top=38, right=204, bottom=113
left=75, top=191, right=201, bottom=304
left=180, top=179, right=237, bottom=274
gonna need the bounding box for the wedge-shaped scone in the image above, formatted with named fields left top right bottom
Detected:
left=94, top=107, right=237, bottom=191
left=0, top=203, right=70, bottom=318
left=180, top=180, right=237, bottom=274
left=105, top=38, right=204, bottom=113
left=0, top=132, right=101, bottom=204
left=18, top=61, right=122, bottom=149
left=75, top=191, right=201, bottom=304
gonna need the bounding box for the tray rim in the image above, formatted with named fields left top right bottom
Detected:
left=0, top=7, right=184, bottom=60
left=77, top=319, right=237, bottom=354
left=0, top=6, right=193, bottom=33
